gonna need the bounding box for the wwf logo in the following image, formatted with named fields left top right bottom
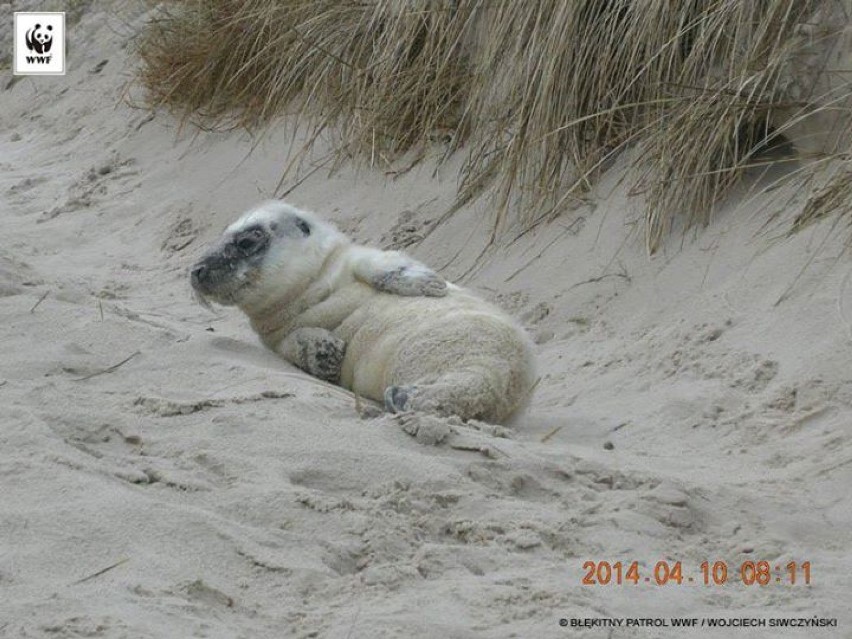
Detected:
left=14, top=11, right=65, bottom=75
left=25, top=23, right=54, bottom=54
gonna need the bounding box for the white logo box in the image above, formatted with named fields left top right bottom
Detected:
left=13, top=12, right=66, bottom=76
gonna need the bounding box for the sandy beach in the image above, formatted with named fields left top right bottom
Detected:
left=1, top=3, right=851, bottom=638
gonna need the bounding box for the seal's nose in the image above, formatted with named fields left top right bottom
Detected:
left=190, top=263, right=207, bottom=288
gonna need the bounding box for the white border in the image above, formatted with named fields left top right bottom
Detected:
left=13, top=12, right=66, bottom=76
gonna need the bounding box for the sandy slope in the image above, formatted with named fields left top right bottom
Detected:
left=1, top=4, right=851, bottom=638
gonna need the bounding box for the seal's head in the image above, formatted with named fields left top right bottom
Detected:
left=190, top=200, right=344, bottom=312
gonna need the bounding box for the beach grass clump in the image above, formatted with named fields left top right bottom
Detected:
left=138, top=0, right=852, bottom=251
left=138, top=0, right=476, bottom=154
left=637, top=0, right=821, bottom=250
left=792, top=159, right=852, bottom=234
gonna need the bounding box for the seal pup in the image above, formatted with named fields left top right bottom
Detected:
left=191, top=201, right=535, bottom=424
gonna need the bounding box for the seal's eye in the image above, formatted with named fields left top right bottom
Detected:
left=235, top=227, right=266, bottom=253
left=237, top=236, right=257, bottom=251
left=295, top=218, right=311, bottom=236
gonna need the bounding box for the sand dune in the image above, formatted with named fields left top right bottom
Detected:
left=1, top=4, right=850, bottom=638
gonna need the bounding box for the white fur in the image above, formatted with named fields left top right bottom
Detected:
left=219, top=201, right=536, bottom=424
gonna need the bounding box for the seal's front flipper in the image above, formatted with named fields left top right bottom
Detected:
left=355, top=249, right=447, bottom=297
left=278, top=327, right=346, bottom=384
left=373, top=264, right=447, bottom=297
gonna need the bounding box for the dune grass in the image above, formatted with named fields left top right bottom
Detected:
left=138, top=1, right=474, bottom=149
left=138, top=0, right=852, bottom=252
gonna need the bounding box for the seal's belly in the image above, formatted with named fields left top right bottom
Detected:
left=336, top=290, right=495, bottom=400
left=285, top=283, right=516, bottom=402
left=286, top=281, right=373, bottom=333
left=337, top=298, right=417, bottom=396
left=284, top=282, right=405, bottom=397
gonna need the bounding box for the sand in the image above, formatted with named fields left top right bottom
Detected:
left=1, top=4, right=850, bottom=638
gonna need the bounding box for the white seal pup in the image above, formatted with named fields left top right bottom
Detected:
left=190, top=201, right=536, bottom=424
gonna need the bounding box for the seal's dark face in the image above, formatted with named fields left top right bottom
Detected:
left=190, top=224, right=271, bottom=305
left=190, top=205, right=313, bottom=307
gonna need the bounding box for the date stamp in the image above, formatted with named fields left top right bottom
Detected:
left=581, top=560, right=812, bottom=586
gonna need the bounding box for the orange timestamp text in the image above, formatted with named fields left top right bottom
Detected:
left=581, top=560, right=812, bottom=586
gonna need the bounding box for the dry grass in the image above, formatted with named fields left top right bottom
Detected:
left=637, top=1, right=819, bottom=251
left=792, top=159, right=852, bottom=233
left=138, top=0, right=852, bottom=251
left=138, top=0, right=474, bottom=153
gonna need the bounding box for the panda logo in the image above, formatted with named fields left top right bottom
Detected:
left=25, top=23, right=53, bottom=55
